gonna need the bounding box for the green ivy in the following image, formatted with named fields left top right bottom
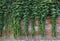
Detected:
left=23, top=8, right=29, bottom=37
left=39, top=3, right=49, bottom=37
left=0, top=0, right=59, bottom=38
left=0, top=15, right=2, bottom=36
left=50, top=3, right=57, bottom=37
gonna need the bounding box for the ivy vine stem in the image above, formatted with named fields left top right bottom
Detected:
left=51, top=18, right=56, bottom=37
left=0, top=13, right=3, bottom=36
left=31, top=17, right=36, bottom=36
left=50, top=3, right=57, bottom=37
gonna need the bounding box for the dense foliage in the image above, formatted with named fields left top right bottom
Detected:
left=0, top=0, right=60, bottom=38
left=0, top=13, right=3, bottom=36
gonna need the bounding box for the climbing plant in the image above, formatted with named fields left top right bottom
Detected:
left=50, top=3, right=58, bottom=37
left=0, top=0, right=60, bottom=38
left=11, top=0, right=22, bottom=38
left=0, top=13, right=3, bottom=36
left=38, top=3, right=49, bottom=37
